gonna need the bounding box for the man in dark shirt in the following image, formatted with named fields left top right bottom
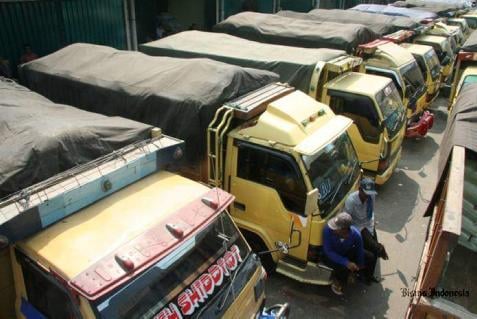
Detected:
left=323, top=212, right=375, bottom=295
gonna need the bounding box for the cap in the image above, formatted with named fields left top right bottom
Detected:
left=360, top=178, right=378, bottom=195
left=328, top=212, right=353, bottom=230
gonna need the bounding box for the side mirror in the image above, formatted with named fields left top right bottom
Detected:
left=275, top=241, right=289, bottom=255
left=304, top=188, right=319, bottom=216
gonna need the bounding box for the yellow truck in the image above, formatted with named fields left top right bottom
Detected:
left=413, top=34, right=455, bottom=83
left=140, top=30, right=406, bottom=185
left=406, top=83, right=477, bottom=319
left=0, top=79, right=285, bottom=318
left=213, top=11, right=433, bottom=138
left=19, top=43, right=362, bottom=285
left=382, top=30, right=442, bottom=104
left=449, top=29, right=477, bottom=109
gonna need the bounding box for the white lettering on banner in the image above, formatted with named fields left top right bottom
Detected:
left=154, top=245, right=243, bottom=319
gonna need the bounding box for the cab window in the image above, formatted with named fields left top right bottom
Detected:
left=328, top=90, right=381, bottom=144
left=236, top=142, right=306, bottom=214
left=16, top=250, right=78, bottom=319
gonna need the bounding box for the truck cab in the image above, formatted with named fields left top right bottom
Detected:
left=414, top=34, right=455, bottom=83
left=1, top=136, right=271, bottom=319
left=212, top=84, right=361, bottom=284
left=383, top=30, right=442, bottom=105
left=401, top=42, right=442, bottom=104
left=426, top=22, right=465, bottom=46
left=357, top=40, right=431, bottom=137
left=447, top=18, right=471, bottom=39
left=323, top=73, right=405, bottom=185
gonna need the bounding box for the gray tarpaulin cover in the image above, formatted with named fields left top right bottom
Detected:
left=139, top=31, right=347, bottom=93
left=425, top=83, right=477, bottom=216
left=393, top=1, right=466, bottom=15
left=307, top=9, right=418, bottom=33
left=0, top=78, right=153, bottom=198
left=19, top=43, right=278, bottom=162
left=461, top=30, right=477, bottom=52
left=277, top=10, right=392, bottom=36
left=350, top=4, right=438, bottom=22
left=212, top=12, right=378, bottom=53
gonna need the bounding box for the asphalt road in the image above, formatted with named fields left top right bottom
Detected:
left=265, top=97, right=449, bottom=319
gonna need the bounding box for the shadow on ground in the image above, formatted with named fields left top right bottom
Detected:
left=375, top=170, right=419, bottom=233
left=264, top=272, right=391, bottom=319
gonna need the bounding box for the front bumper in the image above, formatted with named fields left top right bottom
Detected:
left=275, top=258, right=333, bottom=285
left=375, top=147, right=402, bottom=185
left=406, top=111, right=434, bottom=138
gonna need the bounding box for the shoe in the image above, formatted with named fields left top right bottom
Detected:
left=331, top=281, right=344, bottom=296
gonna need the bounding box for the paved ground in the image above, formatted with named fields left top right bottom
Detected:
left=265, top=97, right=449, bottom=319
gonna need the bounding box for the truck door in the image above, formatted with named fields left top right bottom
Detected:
left=327, top=91, right=382, bottom=174
left=229, top=141, right=311, bottom=262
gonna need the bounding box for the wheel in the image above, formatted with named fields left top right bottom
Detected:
left=242, top=230, right=277, bottom=274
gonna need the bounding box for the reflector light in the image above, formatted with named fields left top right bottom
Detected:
left=382, top=30, right=414, bottom=44
left=201, top=196, right=219, bottom=209
left=114, top=254, right=135, bottom=272
left=421, top=18, right=435, bottom=25
left=357, top=39, right=390, bottom=55
left=165, top=223, right=184, bottom=239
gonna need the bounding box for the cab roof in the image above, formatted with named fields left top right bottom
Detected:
left=19, top=171, right=211, bottom=280
left=237, top=90, right=336, bottom=147
left=326, top=72, right=390, bottom=97
left=401, top=43, right=435, bottom=56
left=365, top=42, right=414, bottom=68
left=414, top=34, right=447, bottom=45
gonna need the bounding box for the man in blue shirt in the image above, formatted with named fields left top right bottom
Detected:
left=323, top=212, right=375, bottom=295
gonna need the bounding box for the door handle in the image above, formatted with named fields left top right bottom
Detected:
left=234, top=201, right=246, bottom=211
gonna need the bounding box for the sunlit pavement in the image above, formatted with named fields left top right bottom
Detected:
left=265, top=97, right=449, bottom=318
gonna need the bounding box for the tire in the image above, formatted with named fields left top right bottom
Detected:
left=242, top=230, right=277, bottom=274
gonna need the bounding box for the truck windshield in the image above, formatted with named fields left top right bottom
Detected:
left=401, top=61, right=426, bottom=98
left=375, top=83, right=405, bottom=139
left=302, top=133, right=359, bottom=218
left=464, top=16, right=477, bottom=29
left=424, top=49, right=441, bottom=80
left=443, top=40, right=454, bottom=59
left=92, top=211, right=256, bottom=319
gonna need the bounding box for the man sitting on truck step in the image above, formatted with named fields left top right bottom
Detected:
left=322, top=212, right=376, bottom=295
left=345, top=178, right=389, bottom=283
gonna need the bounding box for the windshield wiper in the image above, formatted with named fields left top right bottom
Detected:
left=215, top=258, right=242, bottom=314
